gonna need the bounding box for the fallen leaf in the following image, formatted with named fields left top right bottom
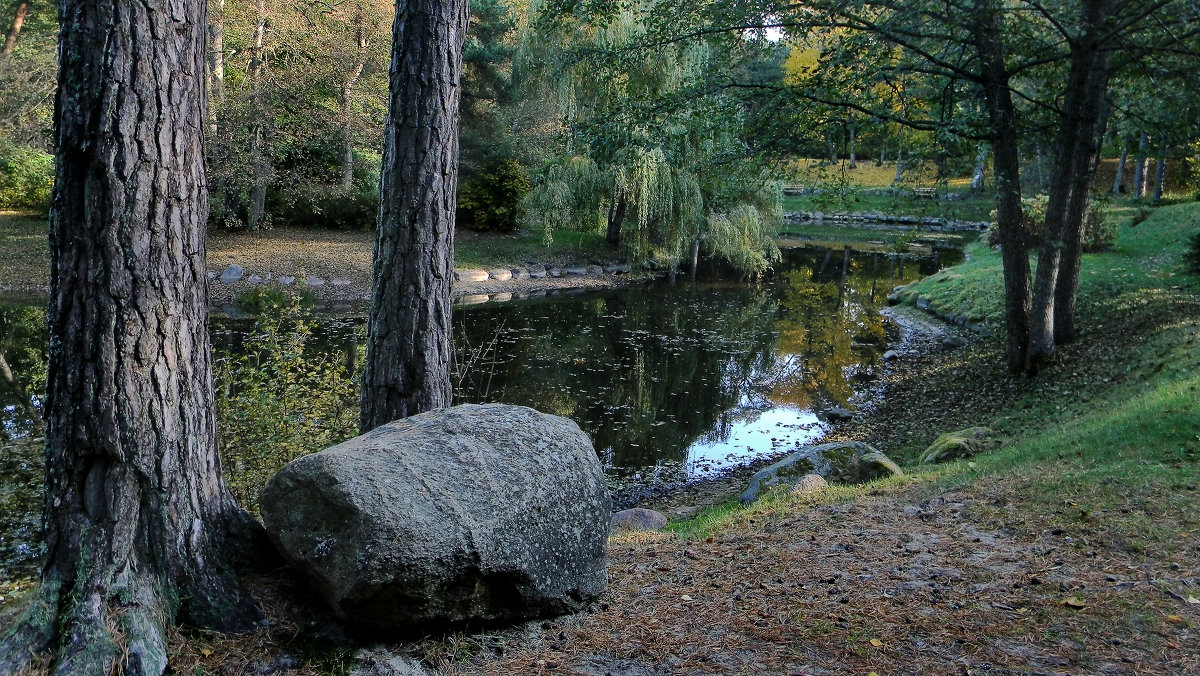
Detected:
left=1187, top=596, right=1200, bottom=605
left=869, top=638, right=884, bottom=647
left=681, top=594, right=693, bottom=601
left=200, top=649, right=213, bottom=658
left=1166, top=614, right=1184, bottom=624
left=1059, top=596, right=1086, bottom=609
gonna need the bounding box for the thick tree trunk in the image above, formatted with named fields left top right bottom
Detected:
left=246, top=0, right=270, bottom=230
left=1028, top=0, right=1112, bottom=367
left=1132, top=132, right=1149, bottom=198
left=0, top=2, right=261, bottom=673
left=1152, top=138, right=1167, bottom=201
left=974, top=0, right=1031, bottom=373
left=2, top=0, right=27, bottom=55
left=1112, top=136, right=1128, bottom=194
left=360, top=0, right=467, bottom=432
left=341, top=8, right=369, bottom=191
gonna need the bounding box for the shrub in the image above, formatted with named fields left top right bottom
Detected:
left=1185, top=230, right=1200, bottom=275
left=457, top=158, right=531, bottom=232
left=987, top=194, right=1114, bottom=252
left=0, top=141, right=53, bottom=211
left=215, top=301, right=358, bottom=511
left=266, top=180, right=379, bottom=230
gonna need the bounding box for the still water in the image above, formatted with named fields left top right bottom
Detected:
left=0, top=245, right=952, bottom=578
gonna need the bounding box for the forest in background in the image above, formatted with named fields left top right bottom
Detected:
left=1, top=0, right=1199, bottom=278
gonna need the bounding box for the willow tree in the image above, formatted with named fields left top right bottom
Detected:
left=518, top=0, right=784, bottom=277
left=0, top=1, right=262, bottom=673
left=359, top=0, right=469, bottom=430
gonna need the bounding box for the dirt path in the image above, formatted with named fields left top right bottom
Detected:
left=413, top=477, right=1195, bottom=676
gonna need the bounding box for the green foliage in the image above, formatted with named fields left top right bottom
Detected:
left=215, top=301, right=358, bottom=511
left=986, top=195, right=1115, bottom=253
left=457, top=158, right=531, bottom=232
left=1185, top=230, right=1200, bottom=274
left=233, top=286, right=317, bottom=313
left=0, top=140, right=52, bottom=211
left=266, top=176, right=380, bottom=231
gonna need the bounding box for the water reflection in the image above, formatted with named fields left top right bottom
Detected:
left=0, top=245, right=947, bottom=576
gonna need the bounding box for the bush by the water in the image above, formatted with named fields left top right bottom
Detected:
left=457, top=158, right=531, bottom=232
left=0, top=141, right=53, bottom=211
left=987, top=194, right=1115, bottom=252
left=215, top=300, right=358, bottom=511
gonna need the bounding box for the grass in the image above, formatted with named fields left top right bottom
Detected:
left=453, top=228, right=615, bottom=269
left=782, top=191, right=996, bottom=224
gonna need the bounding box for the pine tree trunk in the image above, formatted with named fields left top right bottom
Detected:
left=974, top=0, right=1031, bottom=373
left=2, top=0, right=27, bottom=55
left=0, top=2, right=262, bottom=673
left=1152, top=138, right=1167, bottom=201
left=360, top=0, right=467, bottom=432
left=1112, top=136, right=1128, bottom=194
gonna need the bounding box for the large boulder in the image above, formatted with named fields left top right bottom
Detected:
left=920, top=427, right=994, bottom=464
left=740, top=441, right=902, bottom=504
left=259, top=403, right=611, bottom=630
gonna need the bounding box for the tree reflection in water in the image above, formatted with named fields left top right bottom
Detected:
left=0, top=245, right=950, bottom=573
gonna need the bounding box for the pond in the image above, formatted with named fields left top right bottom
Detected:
left=0, top=244, right=954, bottom=580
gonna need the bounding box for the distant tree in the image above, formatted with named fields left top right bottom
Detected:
left=360, top=0, right=468, bottom=430
left=0, top=1, right=263, bottom=674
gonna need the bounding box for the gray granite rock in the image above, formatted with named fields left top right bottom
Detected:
left=260, top=404, right=611, bottom=630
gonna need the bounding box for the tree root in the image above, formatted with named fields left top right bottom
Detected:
left=0, top=572, right=176, bottom=676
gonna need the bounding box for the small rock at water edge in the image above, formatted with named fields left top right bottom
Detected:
left=610, top=508, right=668, bottom=533
left=219, top=264, right=244, bottom=284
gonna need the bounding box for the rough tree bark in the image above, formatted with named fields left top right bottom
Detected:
left=0, top=1, right=262, bottom=673
left=360, top=0, right=467, bottom=432
left=2, top=0, right=27, bottom=55
left=973, top=0, right=1031, bottom=373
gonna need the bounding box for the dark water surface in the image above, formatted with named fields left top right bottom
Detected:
left=0, top=245, right=953, bottom=578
